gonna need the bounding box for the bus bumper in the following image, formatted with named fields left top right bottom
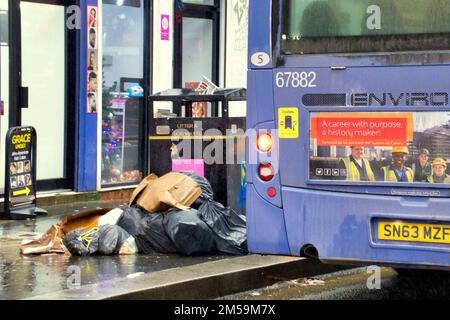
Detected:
left=247, top=183, right=291, bottom=255
left=281, top=187, right=450, bottom=270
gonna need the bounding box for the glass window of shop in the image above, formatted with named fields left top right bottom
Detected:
left=182, top=17, right=213, bottom=86
left=0, top=0, right=8, bottom=194
left=102, top=0, right=145, bottom=186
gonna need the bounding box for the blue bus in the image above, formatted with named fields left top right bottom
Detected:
left=246, top=0, right=450, bottom=270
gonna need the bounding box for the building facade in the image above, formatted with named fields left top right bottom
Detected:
left=0, top=0, right=248, bottom=196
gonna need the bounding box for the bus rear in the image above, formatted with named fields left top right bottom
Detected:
left=247, top=0, right=450, bottom=270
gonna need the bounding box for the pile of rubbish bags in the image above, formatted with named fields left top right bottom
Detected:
left=20, top=172, right=248, bottom=257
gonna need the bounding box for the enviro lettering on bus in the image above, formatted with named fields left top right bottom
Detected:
left=351, top=92, right=449, bottom=106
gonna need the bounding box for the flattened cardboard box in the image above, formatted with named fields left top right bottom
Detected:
left=20, top=208, right=113, bottom=255
left=130, top=172, right=202, bottom=213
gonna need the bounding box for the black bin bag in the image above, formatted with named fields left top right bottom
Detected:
left=117, top=206, right=145, bottom=236
left=136, top=213, right=178, bottom=254
left=117, top=206, right=177, bottom=254
left=163, top=209, right=216, bottom=256
left=177, top=172, right=214, bottom=208
left=198, top=200, right=248, bottom=255
left=63, top=228, right=100, bottom=256
left=98, top=225, right=132, bottom=255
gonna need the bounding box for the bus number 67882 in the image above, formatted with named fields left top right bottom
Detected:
left=276, top=71, right=317, bottom=88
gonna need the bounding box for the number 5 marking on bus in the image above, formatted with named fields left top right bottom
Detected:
left=276, top=72, right=317, bottom=88
left=251, top=52, right=270, bottom=67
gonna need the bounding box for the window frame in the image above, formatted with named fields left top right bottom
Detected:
left=280, top=0, right=450, bottom=56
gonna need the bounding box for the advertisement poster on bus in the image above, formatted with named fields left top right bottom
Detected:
left=310, top=112, right=450, bottom=184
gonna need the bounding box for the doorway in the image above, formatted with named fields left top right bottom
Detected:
left=174, top=0, right=220, bottom=89
left=8, top=0, right=76, bottom=191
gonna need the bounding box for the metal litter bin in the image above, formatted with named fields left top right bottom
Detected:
left=148, top=88, right=246, bottom=213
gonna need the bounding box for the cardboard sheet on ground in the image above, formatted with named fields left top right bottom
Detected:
left=20, top=208, right=113, bottom=255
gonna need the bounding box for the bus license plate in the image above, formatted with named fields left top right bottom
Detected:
left=378, top=222, right=450, bottom=244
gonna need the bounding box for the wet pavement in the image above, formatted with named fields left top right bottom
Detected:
left=221, top=267, right=450, bottom=300
left=0, top=201, right=225, bottom=300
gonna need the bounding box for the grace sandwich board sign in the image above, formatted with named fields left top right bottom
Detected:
left=4, top=127, right=47, bottom=220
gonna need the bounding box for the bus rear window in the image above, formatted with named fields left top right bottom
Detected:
left=309, top=112, right=450, bottom=186
left=282, top=0, right=450, bottom=55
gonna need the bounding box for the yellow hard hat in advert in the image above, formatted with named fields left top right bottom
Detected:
left=432, top=157, right=447, bottom=168
left=392, top=146, right=409, bottom=155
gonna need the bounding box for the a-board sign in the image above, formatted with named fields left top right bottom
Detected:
left=4, top=126, right=47, bottom=220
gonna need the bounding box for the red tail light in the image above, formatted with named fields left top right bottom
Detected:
left=259, top=163, right=275, bottom=182
left=267, top=187, right=277, bottom=198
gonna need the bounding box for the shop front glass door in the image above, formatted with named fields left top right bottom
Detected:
left=175, top=1, right=220, bottom=117
left=17, top=0, right=73, bottom=191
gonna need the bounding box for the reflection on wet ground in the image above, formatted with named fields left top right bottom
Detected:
left=0, top=202, right=225, bottom=300
left=222, top=267, right=450, bottom=300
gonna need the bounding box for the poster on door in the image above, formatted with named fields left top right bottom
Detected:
left=161, top=14, right=170, bottom=41
left=87, top=5, right=98, bottom=114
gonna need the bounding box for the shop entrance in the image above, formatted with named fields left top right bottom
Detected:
left=9, top=0, right=76, bottom=191
left=174, top=0, right=220, bottom=89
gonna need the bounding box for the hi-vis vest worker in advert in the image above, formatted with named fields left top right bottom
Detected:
left=339, top=147, right=376, bottom=182
left=381, top=147, right=414, bottom=183
left=412, top=148, right=433, bottom=182
left=428, top=158, right=450, bottom=184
